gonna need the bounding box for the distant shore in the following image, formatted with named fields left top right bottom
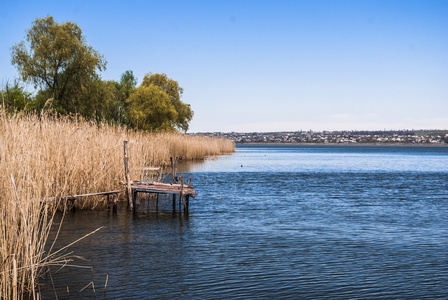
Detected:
left=197, top=130, right=448, bottom=145
left=236, top=142, right=448, bottom=147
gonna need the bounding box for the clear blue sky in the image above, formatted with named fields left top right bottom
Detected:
left=1, top=0, right=447, bottom=132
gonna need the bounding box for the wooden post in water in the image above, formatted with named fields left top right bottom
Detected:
left=113, top=193, right=118, bottom=212
left=179, top=176, right=186, bottom=213
left=185, top=178, right=191, bottom=213
left=171, top=157, right=175, bottom=212
left=175, top=158, right=178, bottom=181
left=107, top=193, right=119, bottom=212
left=171, top=157, right=178, bottom=212
left=124, top=140, right=133, bottom=211
left=133, top=190, right=140, bottom=207
left=185, top=195, right=190, bottom=213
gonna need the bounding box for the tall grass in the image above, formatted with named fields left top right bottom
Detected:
left=0, top=109, right=234, bottom=298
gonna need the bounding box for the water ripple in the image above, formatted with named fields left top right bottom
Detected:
left=40, top=146, right=448, bottom=299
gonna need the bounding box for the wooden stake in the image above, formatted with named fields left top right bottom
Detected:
left=133, top=190, right=140, bottom=207
left=124, top=141, right=133, bottom=210
left=113, top=193, right=118, bottom=212
left=179, top=176, right=187, bottom=213
left=171, top=157, right=178, bottom=183
left=171, top=157, right=176, bottom=212
left=185, top=195, right=190, bottom=213
left=186, top=178, right=191, bottom=213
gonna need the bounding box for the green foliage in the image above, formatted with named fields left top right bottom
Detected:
left=10, top=15, right=106, bottom=114
left=119, top=70, right=137, bottom=98
left=71, top=79, right=115, bottom=122
left=8, top=16, right=194, bottom=131
left=107, top=71, right=137, bottom=125
left=31, top=89, right=54, bottom=111
left=107, top=80, right=129, bottom=125
left=126, top=85, right=178, bottom=131
left=1, top=80, right=33, bottom=111
left=142, top=73, right=193, bottom=132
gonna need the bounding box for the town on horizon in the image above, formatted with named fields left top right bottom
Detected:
left=194, top=129, right=448, bottom=144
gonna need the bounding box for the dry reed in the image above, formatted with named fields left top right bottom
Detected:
left=0, top=109, right=234, bottom=298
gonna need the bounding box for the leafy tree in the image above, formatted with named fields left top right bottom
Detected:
left=32, top=88, right=54, bottom=111
left=70, top=79, right=115, bottom=122
left=108, top=71, right=137, bottom=125
left=30, top=78, right=115, bottom=122
left=108, top=81, right=128, bottom=125
left=10, top=15, right=106, bottom=114
left=1, top=80, right=33, bottom=111
left=126, top=85, right=178, bottom=131
left=142, top=73, right=193, bottom=132
left=118, top=70, right=137, bottom=99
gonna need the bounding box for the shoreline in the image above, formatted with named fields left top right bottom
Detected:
left=236, top=142, right=448, bottom=147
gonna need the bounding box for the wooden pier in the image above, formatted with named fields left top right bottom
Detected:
left=130, top=177, right=197, bottom=213
left=123, top=141, right=196, bottom=213
left=42, top=141, right=197, bottom=213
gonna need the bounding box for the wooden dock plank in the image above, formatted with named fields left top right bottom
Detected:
left=44, top=190, right=122, bottom=202
left=130, top=180, right=197, bottom=196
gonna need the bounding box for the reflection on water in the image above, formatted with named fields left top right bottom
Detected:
left=43, top=206, right=193, bottom=299
left=39, top=145, right=448, bottom=299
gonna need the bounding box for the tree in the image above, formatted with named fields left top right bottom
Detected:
left=108, top=71, right=137, bottom=125
left=71, top=79, right=115, bottom=122
left=118, top=70, right=137, bottom=99
left=126, top=85, right=178, bottom=131
left=1, top=79, right=33, bottom=111
left=142, top=73, right=193, bottom=132
left=10, top=15, right=106, bottom=114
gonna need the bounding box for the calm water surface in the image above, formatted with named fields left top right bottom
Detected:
left=41, top=145, right=448, bottom=299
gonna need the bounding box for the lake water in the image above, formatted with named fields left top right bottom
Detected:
left=41, top=145, right=448, bottom=299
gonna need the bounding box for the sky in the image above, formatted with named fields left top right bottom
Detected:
left=1, top=0, right=447, bottom=132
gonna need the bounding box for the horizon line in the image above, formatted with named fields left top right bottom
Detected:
left=190, top=128, right=448, bottom=134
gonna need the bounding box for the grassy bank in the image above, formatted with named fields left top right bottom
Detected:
left=0, top=110, right=234, bottom=298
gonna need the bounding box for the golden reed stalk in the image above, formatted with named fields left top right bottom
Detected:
left=0, top=109, right=234, bottom=298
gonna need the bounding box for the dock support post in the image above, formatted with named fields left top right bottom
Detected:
left=185, top=195, right=190, bottom=213
left=171, top=157, right=178, bottom=183
left=185, top=178, right=191, bottom=213
left=107, top=193, right=119, bottom=212
left=113, top=193, right=118, bottom=212
left=124, top=140, right=133, bottom=211
left=171, top=157, right=178, bottom=212
left=107, top=194, right=111, bottom=210
left=179, top=176, right=187, bottom=213
left=133, top=190, right=140, bottom=207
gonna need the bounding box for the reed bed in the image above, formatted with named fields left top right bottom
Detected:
left=0, top=109, right=234, bottom=299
